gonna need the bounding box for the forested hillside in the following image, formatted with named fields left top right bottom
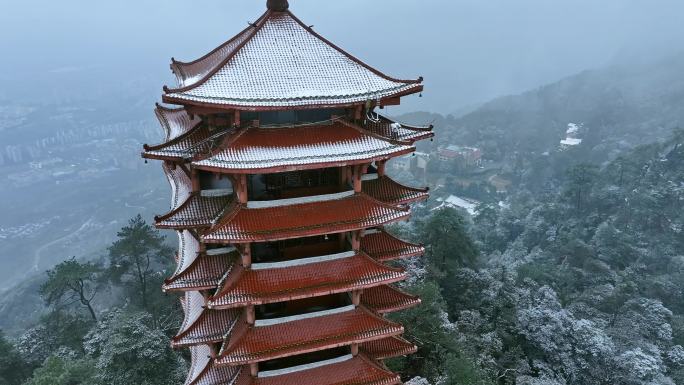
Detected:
left=389, top=129, right=684, bottom=384
left=2, top=55, right=684, bottom=384
left=405, top=53, right=684, bottom=165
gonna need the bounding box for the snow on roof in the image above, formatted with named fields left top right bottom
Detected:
left=192, top=123, right=414, bottom=173
left=561, top=138, right=583, bottom=146
left=164, top=12, right=421, bottom=109
left=566, top=123, right=581, bottom=135
left=431, top=195, right=479, bottom=215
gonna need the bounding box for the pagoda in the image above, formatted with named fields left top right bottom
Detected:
left=143, top=1, right=433, bottom=384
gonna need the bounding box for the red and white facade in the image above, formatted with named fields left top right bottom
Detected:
left=144, top=1, right=433, bottom=384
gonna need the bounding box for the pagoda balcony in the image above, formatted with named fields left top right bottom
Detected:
left=207, top=251, right=406, bottom=310
left=202, top=191, right=410, bottom=244
left=235, top=354, right=400, bottom=385
left=247, top=167, right=348, bottom=202
left=251, top=233, right=347, bottom=264
left=216, top=305, right=403, bottom=366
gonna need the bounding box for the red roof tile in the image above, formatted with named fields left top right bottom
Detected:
left=168, top=230, right=201, bottom=285
left=217, top=307, right=403, bottom=365
left=164, top=250, right=237, bottom=292
left=203, top=193, right=409, bottom=244
left=361, top=336, right=417, bottom=360
left=170, top=13, right=266, bottom=89
left=174, top=291, right=240, bottom=347
left=363, top=176, right=429, bottom=205
left=163, top=11, right=422, bottom=110
left=163, top=162, right=193, bottom=210
left=192, top=122, right=414, bottom=174
left=361, top=229, right=424, bottom=262
left=242, top=355, right=400, bottom=385
left=156, top=192, right=232, bottom=230
left=155, top=104, right=202, bottom=142
left=143, top=124, right=220, bottom=161
left=185, top=344, right=239, bottom=385
left=362, top=285, right=421, bottom=314
left=208, top=253, right=405, bottom=309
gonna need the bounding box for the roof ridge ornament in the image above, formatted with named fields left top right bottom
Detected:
left=267, top=0, right=289, bottom=11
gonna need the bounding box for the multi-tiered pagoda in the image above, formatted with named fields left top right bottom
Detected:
left=143, top=1, right=433, bottom=384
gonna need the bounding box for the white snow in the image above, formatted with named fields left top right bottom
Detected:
left=566, top=123, right=581, bottom=135
left=194, top=126, right=413, bottom=170
left=247, top=191, right=354, bottom=209
left=169, top=13, right=418, bottom=107
left=431, top=195, right=479, bottom=216
left=251, top=251, right=355, bottom=270
left=258, top=354, right=353, bottom=378
left=254, top=305, right=355, bottom=327
left=560, top=138, right=583, bottom=146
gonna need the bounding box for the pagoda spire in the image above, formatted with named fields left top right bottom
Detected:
left=267, top=0, right=289, bottom=11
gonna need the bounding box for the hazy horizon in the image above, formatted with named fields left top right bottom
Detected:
left=2, top=0, right=684, bottom=113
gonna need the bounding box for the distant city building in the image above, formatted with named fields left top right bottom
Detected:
left=438, top=145, right=483, bottom=167
left=432, top=195, right=480, bottom=215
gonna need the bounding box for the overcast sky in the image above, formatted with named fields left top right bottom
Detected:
left=1, top=0, right=683, bottom=113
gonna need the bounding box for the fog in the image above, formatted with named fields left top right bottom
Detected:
left=1, top=0, right=684, bottom=113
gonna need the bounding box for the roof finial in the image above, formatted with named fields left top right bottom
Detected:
left=267, top=0, right=289, bottom=11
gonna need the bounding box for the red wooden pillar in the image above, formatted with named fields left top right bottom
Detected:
left=234, top=110, right=241, bottom=127
left=351, top=290, right=362, bottom=306
left=353, top=165, right=362, bottom=193
left=241, top=243, right=252, bottom=268
left=236, top=174, right=248, bottom=204
left=191, top=169, right=201, bottom=192
left=377, top=160, right=387, bottom=177
left=245, top=305, right=256, bottom=325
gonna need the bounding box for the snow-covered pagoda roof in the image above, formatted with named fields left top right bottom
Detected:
left=185, top=344, right=238, bottom=385
left=163, top=248, right=237, bottom=292
left=217, top=306, right=403, bottom=365
left=155, top=104, right=202, bottom=141
left=144, top=119, right=417, bottom=173
left=174, top=291, right=240, bottom=347
left=163, top=10, right=422, bottom=110
left=208, top=252, right=405, bottom=309
left=364, top=115, right=435, bottom=143
left=202, top=192, right=410, bottom=244
left=155, top=192, right=232, bottom=229
left=193, top=122, right=414, bottom=174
